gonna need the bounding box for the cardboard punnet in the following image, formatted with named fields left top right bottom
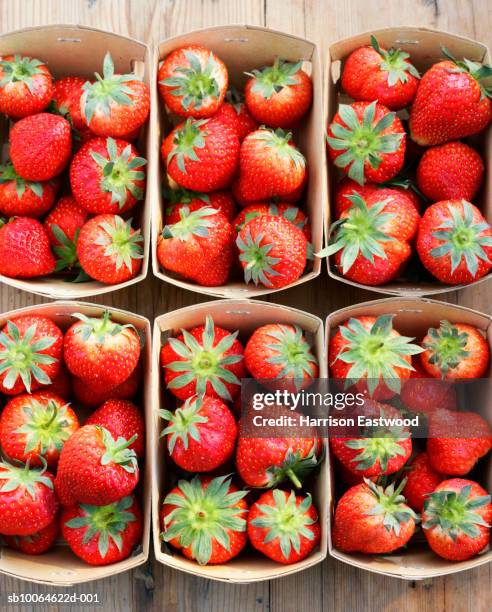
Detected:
left=326, top=297, right=492, bottom=579
left=152, top=299, right=328, bottom=582
left=0, top=25, right=156, bottom=299
left=325, top=27, right=492, bottom=296
left=0, top=301, right=151, bottom=586
left=152, top=25, right=325, bottom=298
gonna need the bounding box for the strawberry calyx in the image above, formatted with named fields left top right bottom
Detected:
left=265, top=444, right=323, bottom=489
left=370, top=36, right=420, bottom=86
left=364, top=477, right=418, bottom=534
left=327, top=101, right=403, bottom=185
left=251, top=128, right=305, bottom=169
left=0, top=320, right=58, bottom=392
left=441, top=46, right=492, bottom=100
left=51, top=225, right=79, bottom=272
left=236, top=225, right=282, bottom=286
left=423, top=320, right=470, bottom=377
left=0, top=55, right=47, bottom=94
left=71, top=311, right=135, bottom=345
left=246, top=58, right=303, bottom=98
left=164, top=187, right=210, bottom=214
left=99, top=426, right=138, bottom=474
left=0, top=161, right=44, bottom=199
left=251, top=490, right=316, bottom=560
left=0, top=457, right=53, bottom=499
left=159, top=395, right=208, bottom=453
left=94, top=216, right=144, bottom=272
left=161, top=474, right=248, bottom=565
left=162, top=206, right=216, bottom=240
left=65, top=495, right=137, bottom=558
left=167, top=118, right=208, bottom=173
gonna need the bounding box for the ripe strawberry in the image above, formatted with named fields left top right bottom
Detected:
left=157, top=206, right=233, bottom=286
left=244, top=58, right=312, bottom=128
left=423, top=478, right=492, bottom=560
left=70, top=137, right=146, bottom=214
left=417, top=142, right=484, bottom=202
left=0, top=392, right=79, bottom=468
left=81, top=52, right=150, bottom=137
left=341, top=36, right=419, bottom=110
left=402, top=452, right=447, bottom=512
left=162, top=116, right=239, bottom=192
left=55, top=424, right=139, bottom=506
left=62, top=495, right=142, bottom=566
left=165, top=188, right=236, bottom=223
left=51, top=76, right=88, bottom=131
left=71, top=361, right=141, bottom=408
left=416, top=200, right=492, bottom=284
left=86, top=399, right=144, bottom=458
left=219, top=88, right=258, bottom=141
left=0, top=315, right=62, bottom=395
left=43, top=363, right=71, bottom=400
left=248, top=489, right=320, bottom=564
left=0, top=161, right=58, bottom=218
left=233, top=171, right=307, bottom=207
left=409, top=49, right=492, bottom=145
left=327, top=101, right=405, bottom=185
left=10, top=113, right=72, bottom=181
left=158, top=45, right=228, bottom=118
left=0, top=54, right=53, bottom=118
left=160, top=474, right=248, bottom=565
left=333, top=478, right=418, bottom=554
left=160, top=315, right=245, bottom=402
left=237, top=215, right=307, bottom=288
left=160, top=395, right=237, bottom=472
left=63, top=311, right=140, bottom=389
left=0, top=459, right=58, bottom=536
left=233, top=203, right=311, bottom=241
left=77, top=214, right=144, bottom=284
left=4, top=515, right=58, bottom=555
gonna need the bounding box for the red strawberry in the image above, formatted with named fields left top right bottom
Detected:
left=10, top=113, right=72, bottom=181
left=219, top=88, right=259, bottom=141
left=165, top=188, right=236, bottom=223
left=248, top=490, right=320, bottom=564
left=158, top=45, right=228, bottom=118
left=43, top=363, right=71, bottom=400
left=162, top=116, right=239, bottom=192
left=63, top=311, right=141, bottom=389
left=71, top=361, right=141, bottom=408
left=55, top=424, right=139, bottom=506
left=233, top=203, right=311, bottom=241
left=0, top=392, right=79, bottom=468
left=0, top=315, right=62, bottom=395
left=81, top=52, right=150, bottom=137
left=327, top=101, right=406, bottom=185
left=409, top=49, right=492, bottom=145
left=233, top=172, right=307, bottom=207
left=160, top=474, right=248, bottom=565
left=160, top=395, right=237, bottom=472
left=0, top=459, right=58, bottom=536
left=417, top=142, right=484, bottom=202
left=0, top=161, right=58, bottom=218
left=77, top=214, right=144, bottom=284
left=160, top=315, right=245, bottom=402
left=86, top=399, right=144, bottom=458
left=0, top=54, right=53, bottom=118
left=403, top=452, right=447, bottom=512
left=341, top=36, right=419, bottom=110
left=244, top=58, right=312, bottom=128
left=4, top=515, right=58, bottom=555
left=237, top=215, right=307, bottom=288
left=62, top=495, right=142, bottom=565
left=333, top=478, right=417, bottom=554
left=70, top=137, right=146, bottom=214
left=51, top=76, right=88, bottom=131
left=416, top=200, right=492, bottom=284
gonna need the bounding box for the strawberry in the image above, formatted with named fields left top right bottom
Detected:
left=409, top=48, right=492, bottom=145
left=0, top=392, right=79, bottom=468
left=158, top=45, right=228, bottom=118
left=0, top=54, right=53, bottom=118
left=402, top=452, right=447, bottom=512
left=55, top=424, right=139, bottom=506
left=219, top=88, right=258, bottom=141
left=235, top=128, right=306, bottom=202
left=160, top=474, right=248, bottom=565
left=236, top=215, right=307, bottom=288
left=233, top=203, right=311, bottom=241
left=162, top=116, right=239, bottom=192
left=0, top=161, right=58, bottom=218
left=9, top=113, right=72, bottom=181
left=420, top=320, right=490, bottom=380
left=332, top=478, right=418, bottom=554
left=77, top=214, right=144, bottom=284
left=341, top=36, right=419, bottom=110
left=329, top=315, right=423, bottom=399
left=321, top=191, right=419, bottom=285
left=0, top=459, right=58, bottom=536
left=0, top=315, right=62, bottom=395
left=327, top=101, right=405, bottom=185
left=160, top=395, right=237, bottom=472
left=62, top=495, right=142, bottom=566
left=157, top=206, right=233, bottom=286
left=160, top=315, right=245, bottom=402
left=248, top=490, right=320, bottom=564
left=86, top=399, right=145, bottom=458
left=63, top=311, right=140, bottom=389
left=165, top=188, right=236, bottom=223
left=416, top=142, right=484, bottom=202
left=416, top=200, right=492, bottom=284
left=244, top=58, right=312, bottom=128
left=70, top=137, right=146, bottom=214
left=43, top=363, right=71, bottom=401
left=81, top=52, right=150, bottom=138
left=4, top=515, right=58, bottom=555
left=233, top=172, right=307, bottom=207
left=71, top=361, right=141, bottom=408
left=51, top=76, right=88, bottom=132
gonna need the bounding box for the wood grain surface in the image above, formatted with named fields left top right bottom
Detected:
left=0, top=0, right=491, bottom=610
